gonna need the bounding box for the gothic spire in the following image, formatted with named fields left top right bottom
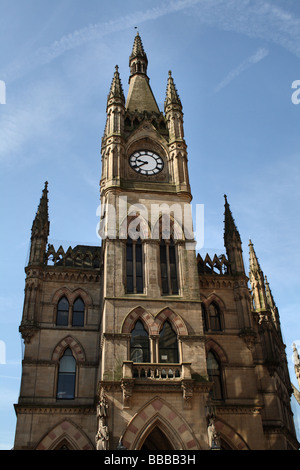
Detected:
left=31, top=181, right=49, bottom=239
left=129, top=31, right=148, bottom=77
left=248, top=239, right=261, bottom=275
left=224, top=194, right=241, bottom=243
left=164, top=70, right=182, bottom=110
left=126, top=32, right=160, bottom=114
left=264, top=275, right=276, bottom=309
left=223, top=196, right=244, bottom=275
left=107, top=65, right=125, bottom=105
left=29, top=181, right=50, bottom=265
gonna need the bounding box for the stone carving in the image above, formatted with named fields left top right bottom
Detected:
left=207, top=417, right=220, bottom=450
left=95, top=420, right=109, bottom=450
left=95, top=390, right=109, bottom=450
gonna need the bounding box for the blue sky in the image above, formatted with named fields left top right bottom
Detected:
left=1, top=0, right=300, bottom=449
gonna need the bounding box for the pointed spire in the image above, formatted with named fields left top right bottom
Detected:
left=293, top=343, right=300, bottom=366
left=224, top=195, right=241, bottom=243
left=249, top=239, right=261, bottom=274
left=126, top=32, right=160, bottom=113
left=31, top=181, right=49, bottom=239
left=129, top=31, right=148, bottom=76
left=164, top=70, right=182, bottom=110
left=107, top=65, right=125, bottom=104
left=265, top=275, right=276, bottom=309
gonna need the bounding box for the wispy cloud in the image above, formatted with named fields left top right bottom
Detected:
left=0, top=78, right=72, bottom=162
left=1, top=0, right=202, bottom=83
left=214, top=47, right=269, bottom=93
left=190, top=0, right=300, bottom=58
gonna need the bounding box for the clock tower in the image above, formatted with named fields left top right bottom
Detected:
left=98, top=32, right=207, bottom=450
left=13, top=31, right=299, bottom=452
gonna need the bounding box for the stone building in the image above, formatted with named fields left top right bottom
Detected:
left=13, top=33, right=299, bottom=450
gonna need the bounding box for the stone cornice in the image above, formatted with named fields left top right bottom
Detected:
left=14, top=404, right=95, bottom=415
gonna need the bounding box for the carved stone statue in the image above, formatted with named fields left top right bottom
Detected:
left=207, top=417, right=220, bottom=449
left=97, top=393, right=108, bottom=419
left=95, top=419, right=109, bottom=450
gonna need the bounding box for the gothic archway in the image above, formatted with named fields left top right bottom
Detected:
left=36, top=419, right=94, bottom=450
left=121, top=397, right=200, bottom=450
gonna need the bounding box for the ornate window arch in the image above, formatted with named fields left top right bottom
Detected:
left=52, top=288, right=91, bottom=327
left=202, top=295, right=225, bottom=332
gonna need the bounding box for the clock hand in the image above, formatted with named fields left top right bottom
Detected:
left=134, top=159, right=148, bottom=168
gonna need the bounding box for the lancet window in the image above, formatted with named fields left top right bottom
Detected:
left=159, top=321, right=179, bottom=363
left=57, top=348, right=76, bottom=400
left=130, top=320, right=150, bottom=363
left=160, top=238, right=179, bottom=295
left=126, top=237, right=144, bottom=294
left=207, top=351, right=223, bottom=400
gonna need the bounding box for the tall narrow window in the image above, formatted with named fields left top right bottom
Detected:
left=57, top=348, right=76, bottom=399
left=202, top=304, right=208, bottom=332
left=169, top=239, right=178, bottom=294
left=160, top=239, right=179, bottom=295
left=159, top=321, right=179, bottom=363
left=57, top=297, right=69, bottom=326
left=160, top=240, right=169, bottom=294
left=208, top=303, right=222, bottom=331
left=126, top=237, right=144, bottom=294
left=72, top=297, right=84, bottom=327
left=207, top=351, right=223, bottom=400
left=130, top=320, right=150, bottom=363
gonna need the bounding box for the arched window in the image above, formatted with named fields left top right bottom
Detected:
left=56, top=297, right=69, bottom=326
left=57, top=348, right=76, bottom=399
left=160, top=239, right=178, bottom=295
left=208, top=303, right=222, bottom=331
left=72, top=297, right=84, bottom=327
left=207, top=351, right=223, bottom=400
left=159, top=321, right=179, bottom=363
left=126, top=237, right=144, bottom=294
left=130, top=320, right=150, bottom=363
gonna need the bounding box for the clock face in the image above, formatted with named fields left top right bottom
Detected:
left=129, top=150, right=164, bottom=175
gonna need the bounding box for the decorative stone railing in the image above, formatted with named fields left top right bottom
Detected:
left=122, top=361, right=192, bottom=381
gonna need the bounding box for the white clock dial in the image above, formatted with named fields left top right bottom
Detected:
left=129, top=150, right=164, bottom=175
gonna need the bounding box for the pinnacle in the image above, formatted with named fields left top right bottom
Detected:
left=223, top=195, right=241, bottom=242
left=130, top=31, right=147, bottom=60
left=107, top=65, right=125, bottom=103
left=265, top=274, right=276, bottom=308
left=164, top=70, right=182, bottom=109
left=248, top=239, right=262, bottom=274
left=31, top=181, right=50, bottom=237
